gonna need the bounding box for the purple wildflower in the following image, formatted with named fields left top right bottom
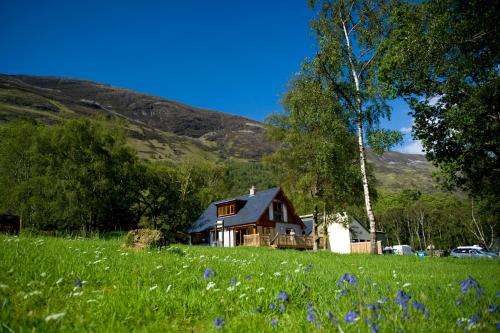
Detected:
left=377, top=297, right=388, bottom=304
left=395, top=298, right=409, bottom=309
left=456, top=299, right=463, bottom=306
left=230, top=277, right=237, bottom=285
left=253, top=307, right=262, bottom=313
left=367, top=303, right=380, bottom=311
left=271, top=319, right=278, bottom=327
left=277, top=291, right=289, bottom=303
left=487, top=304, right=498, bottom=313
left=497, top=321, right=500, bottom=331
left=341, top=273, right=358, bottom=285
left=74, top=279, right=82, bottom=288
left=307, top=313, right=315, bottom=322
left=214, top=317, right=224, bottom=328
left=412, top=301, right=425, bottom=312
left=279, top=304, right=286, bottom=313
left=460, top=275, right=479, bottom=295
left=204, top=268, right=215, bottom=280
left=402, top=312, right=410, bottom=321
left=269, top=303, right=276, bottom=310
left=396, top=290, right=411, bottom=300
left=366, top=319, right=380, bottom=333
left=344, top=310, right=358, bottom=323
left=470, top=314, right=479, bottom=325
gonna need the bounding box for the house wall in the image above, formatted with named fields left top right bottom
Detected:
left=350, top=219, right=370, bottom=242
left=327, top=223, right=352, bottom=253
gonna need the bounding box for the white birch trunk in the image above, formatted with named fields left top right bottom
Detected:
left=341, top=20, right=378, bottom=254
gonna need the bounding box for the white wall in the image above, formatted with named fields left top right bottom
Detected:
left=327, top=223, right=351, bottom=254
left=223, top=229, right=235, bottom=248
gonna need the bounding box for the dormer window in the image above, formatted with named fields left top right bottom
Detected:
left=217, top=204, right=235, bottom=217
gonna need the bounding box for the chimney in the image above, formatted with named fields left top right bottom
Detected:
left=249, top=185, right=256, bottom=196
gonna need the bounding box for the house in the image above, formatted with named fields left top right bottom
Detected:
left=300, top=212, right=386, bottom=254
left=188, top=187, right=305, bottom=247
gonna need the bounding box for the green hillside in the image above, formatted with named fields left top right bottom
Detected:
left=0, top=74, right=437, bottom=192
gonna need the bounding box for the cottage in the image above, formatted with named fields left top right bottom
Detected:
left=188, top=187, right=305, bottom=248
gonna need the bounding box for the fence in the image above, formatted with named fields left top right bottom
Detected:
left=350, top=241, right=382, bottom=254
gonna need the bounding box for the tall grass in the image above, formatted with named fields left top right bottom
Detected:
left=0, top=235, right=499, bottom=332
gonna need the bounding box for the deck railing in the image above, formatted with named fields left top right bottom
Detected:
left=244, top=234, right=323, bottom=249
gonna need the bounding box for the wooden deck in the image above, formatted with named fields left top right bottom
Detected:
left=243, top=234, right=324, bottom=250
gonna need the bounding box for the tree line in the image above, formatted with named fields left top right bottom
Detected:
left=0, top=118, right=276, bottom=240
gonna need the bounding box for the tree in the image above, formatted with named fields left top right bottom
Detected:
left=294, top=0, right=402, bottom=253
left=379, top=0, right=499, bottom=203
left=266, top=68, right=366, bottom=216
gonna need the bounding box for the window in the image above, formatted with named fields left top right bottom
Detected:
left=273, top=201, right=283, bottom=222
left=217, top=204, right=235, bottom=217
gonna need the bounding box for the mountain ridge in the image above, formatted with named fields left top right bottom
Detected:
left=0, top=74, right=436, bottom=192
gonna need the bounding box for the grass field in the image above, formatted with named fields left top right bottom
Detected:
left=1, top=235, right=499, bottom=332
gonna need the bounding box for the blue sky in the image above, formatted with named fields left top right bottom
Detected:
left=0, top=0, right=422, bottom=154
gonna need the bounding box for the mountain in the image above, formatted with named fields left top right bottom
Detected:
left=0, top=74, right=275, bottom=161
left=0, top=74, right=436, bottom=192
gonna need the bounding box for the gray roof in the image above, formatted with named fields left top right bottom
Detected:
left=188, top=187, right=281, bottom=233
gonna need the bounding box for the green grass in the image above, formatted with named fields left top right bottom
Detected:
left=1, top=235, right=499, bottom=332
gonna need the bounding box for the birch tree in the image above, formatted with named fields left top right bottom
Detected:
left=308, top=0, right=401, bottom=253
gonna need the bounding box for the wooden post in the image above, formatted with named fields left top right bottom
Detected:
left=313, top=206, right=318, bottom=251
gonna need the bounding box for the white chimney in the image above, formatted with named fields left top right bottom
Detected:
left=249, top=185, right=256, bottom=196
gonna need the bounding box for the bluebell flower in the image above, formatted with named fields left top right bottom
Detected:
left=340, top=273, right=358, bottom=285
left=402, top=312, right=410, bottom=321
left=456, top=299, right=463, bottom=306
left=367, top=303, right=380, bottom=311
left=74, top=279, right=82, bottom=288
left=366, top=319, right=380, bottom=333
left=377, top=297, right=388, bottom=304
left=253, top=307, right=262, bottom=313
left=307, top=313, right=315, bottom=322
left=277, top=291, right=289, bottom=303
left=412, top=301, right=425, bottom=312
left=396, top=290, right=411, bottom=300
left=477, top=287, right=483, bottom=298
left=214, top=317, right=224, bottom=328
left=497, top=320, right=500, bottom=331
left=460, top=275, right=479, bottom=295
left=395, top=298, right=408, bottom=309
left=487, top=304, right=498, bottom=313
left=344, top=310, right=358, bottom=323
left=469, top=314, right=479, bottom=325
left=279, top=304, right=286, bottom=313
left=204, top=268, right=215, bottom=280
left=230, top=277, right=237, bottom=285
left=269, top=303, right=276, bottom=310
left=271, top=319, right=278, bottom=327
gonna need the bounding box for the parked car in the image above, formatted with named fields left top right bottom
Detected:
left=392, top=245, right=414, bottom=256
left=450, top=247, right=498, bottom=258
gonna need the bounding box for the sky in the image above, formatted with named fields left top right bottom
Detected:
left=0, top=0, right=422, bottom=154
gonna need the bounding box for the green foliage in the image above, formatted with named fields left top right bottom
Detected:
left=1, top=235, right=500, bottom=332
left=375, top=189, right=499, bottom=250
left=266, top=68, right=365, bottom=214
left=379, top=0, right=500, bottom=202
